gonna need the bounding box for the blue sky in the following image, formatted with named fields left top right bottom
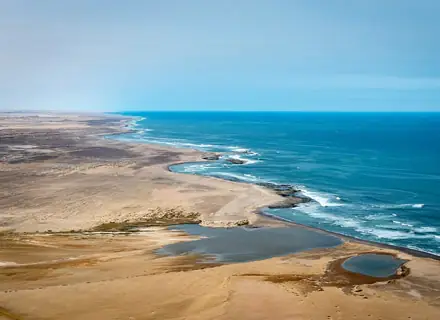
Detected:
left=1, top=0, right=439, bottom=111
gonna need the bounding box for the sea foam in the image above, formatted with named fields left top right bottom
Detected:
left=300, top=189, right=344, bottom=207
left=372, top=203, right=425, bottom=209
left=293, top=203, right=360, bottom=228
left=226, top=155, right=260, bottom=165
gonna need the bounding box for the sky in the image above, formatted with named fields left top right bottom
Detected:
left=1, top=0, right=439, bottom=112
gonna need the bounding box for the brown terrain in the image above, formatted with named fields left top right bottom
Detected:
left=0, top=113, right=439, bottom=320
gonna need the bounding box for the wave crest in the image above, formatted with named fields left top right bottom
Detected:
left=225, top=155, right=260, bottom=165
left=300, top=189, right=344, bottom=207
left=372, top=203, right=424, bottom=209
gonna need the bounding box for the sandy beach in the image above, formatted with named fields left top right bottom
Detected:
left=1, top=113, right=440, bottom=320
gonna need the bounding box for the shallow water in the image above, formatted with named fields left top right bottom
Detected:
left=111, top=111, right=440, bottom=256
left=341, top=254, right=406, bottom=278
left=157, top=224, right=342, bottom=263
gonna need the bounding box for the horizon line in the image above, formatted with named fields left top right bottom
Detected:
left=2, top=109, right=440, bottom=114
left=112, top=110, right=440, bottom=113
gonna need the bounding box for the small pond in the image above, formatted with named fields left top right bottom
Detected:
left=342, top=253, right=406, bottom=278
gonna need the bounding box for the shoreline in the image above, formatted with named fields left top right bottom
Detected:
left=2, top=112, right=440, bottom=320
left=112, top=117, right=440, bottom=261
left=167, top=155, right=440, bottom=261
left=1, top=110, right=438, bottom=260
left=259, top=210, right=440, bottom=261
left=0, top=112, right=283, bottom=232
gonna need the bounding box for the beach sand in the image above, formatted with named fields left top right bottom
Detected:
left=1, top=113, right=439, bottom=319
left=0, top=113, right=280, bottom=232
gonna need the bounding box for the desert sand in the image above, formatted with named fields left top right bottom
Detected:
left=1, top=113, right=439, bottom=320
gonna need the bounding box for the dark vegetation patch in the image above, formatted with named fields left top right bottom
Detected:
left=131, top=152, right=181, bottom=168
left=69, top=147, right=135, bottom=159
left=85, top=119, right=122, bottom=126
left=7, top=154, right=58, bottom=164
left=92, top=217, right=201, bottom=232
left=0, top=129, right=82, bottom=148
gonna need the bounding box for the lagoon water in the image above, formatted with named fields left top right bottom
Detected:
left=158, top=224, right=342, bottom=263
left=112, top=112, right=440, bottom=256
left=342, top=254, right=406, bottom=278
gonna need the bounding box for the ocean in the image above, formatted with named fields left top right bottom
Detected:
left=111, top=111, right=440, bottom=256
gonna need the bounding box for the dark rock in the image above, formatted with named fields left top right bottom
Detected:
left=254, top=181, right=313, bottom=208
left=276, top=190, right=300, bottom=197
left=226, top=158, right=245, bottom=165
left=258, top=182, right=300, bottom=195
left=267, top=198, right=304, bottom=209
left=235, top=219, right=249, bottom=226
left=201, top=153, right=221, bottom=161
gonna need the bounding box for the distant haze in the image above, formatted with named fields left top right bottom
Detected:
left=1, top=0, right=439, bottom=112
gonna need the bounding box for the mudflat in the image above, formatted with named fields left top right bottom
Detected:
left=1, top=113, right=439, bottom=320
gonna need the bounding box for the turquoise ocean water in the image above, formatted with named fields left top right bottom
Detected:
left=111, top=112, right=440, bottom=256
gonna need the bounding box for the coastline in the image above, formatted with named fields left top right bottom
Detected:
left=0, top=112, right=284, bottom=232
left=122, top=116, right=440, bottom=261
left=1, top=111, right=437, bottom=259
left=167, top=159, right=440, bottom=260
left=118, top=112, right=440, bottom=258
left=259, top=210, right=440, bottom=261
left=1, top=112, right=440, bottom=320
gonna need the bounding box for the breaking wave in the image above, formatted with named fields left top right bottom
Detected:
left=371, top=203, right=425, bottom=209
left=225, top=154, right=260, bottom=165
left=299, top=189, right=344, bottom=207
left=208, top=172, right=264, bottom=184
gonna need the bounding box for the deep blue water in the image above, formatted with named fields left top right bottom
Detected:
left=112, top=112, right=440, bottom=256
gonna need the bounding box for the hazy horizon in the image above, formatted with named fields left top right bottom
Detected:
left=1, top=0, right=439, bottom=112
left=2, top=109, right=440, bottom=114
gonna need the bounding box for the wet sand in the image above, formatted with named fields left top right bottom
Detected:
left=1, top=112, right=440, bottom=319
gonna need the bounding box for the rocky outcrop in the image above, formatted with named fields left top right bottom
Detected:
left=226, top=158, right=245, bottom=165
left=201, top=153, right=221, bottom=161
left=200, top=219, right=249, bottom=228
left=92, top=207, right=202, bottom=232
left=255, top=182, right=311, bottom=209
left=267, top=197, right=309, bottom=209
left=257, top=182, right=301, bottom=198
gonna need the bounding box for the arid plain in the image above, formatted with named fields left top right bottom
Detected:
left=0, top=113, right=439, bottom=320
